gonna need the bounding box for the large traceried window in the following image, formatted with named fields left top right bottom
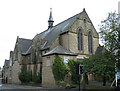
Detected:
left=88, top=31, right=93, bottom=53
left=78, top=30, right=83, bottom=52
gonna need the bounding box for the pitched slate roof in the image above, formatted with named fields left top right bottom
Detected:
left=33, top=9, right=98, bottom=50
left=43, top=45, right=77, bottom=56
left=18, top=38, right=32, bottom=55
left=33, top=13, right=80, bottom=50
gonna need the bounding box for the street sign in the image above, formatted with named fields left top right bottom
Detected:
left=115, top=69, right=120, bottom=72
left=116, top=72, right=120, bottom=80
left=115, top=72, right=120, bottom=87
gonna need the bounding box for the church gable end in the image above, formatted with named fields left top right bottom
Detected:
left=67, top=9, right=99, bottom=54
left=70, top=8, right=98, bottom=38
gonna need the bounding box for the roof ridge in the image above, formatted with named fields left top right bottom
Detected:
left=53, top=12, right=82, bottom=28
left=19, top=38, right=32, bottom=41
left=36, top=11, right=82, bottom=37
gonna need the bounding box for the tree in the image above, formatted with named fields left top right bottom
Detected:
left=67, top=59, right=81, bottom=84
left=83, top=52, right=115, bottom=86
left=52, top=55, right=67, bottom=81
left=99, top=12, right=120, bottom=69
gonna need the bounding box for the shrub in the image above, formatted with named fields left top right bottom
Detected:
left=19, top=70, right=32, bottom=83
left=33, top=72, right=42, bottom=83
left=52, top=55, right=68, bottom=81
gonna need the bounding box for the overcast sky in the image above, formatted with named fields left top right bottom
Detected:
left=0, top=0, right=119, bottom=67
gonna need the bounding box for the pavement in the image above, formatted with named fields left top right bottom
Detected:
left=0, top=84, right=45, bottom=90
left=0, top=84, right=78, bottom=91
left=89, top=80, right=111, bottom=86
left=0, top=81, right=114, bottom=91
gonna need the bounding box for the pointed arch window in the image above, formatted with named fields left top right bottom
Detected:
left=88, top=31, right=93, bottom=53
left=78, top=30, right=83, bottom=51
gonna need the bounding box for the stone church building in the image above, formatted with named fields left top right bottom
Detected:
left=3, top=8, right=99, bottom=87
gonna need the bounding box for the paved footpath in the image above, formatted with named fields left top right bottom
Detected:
left=0, top=84, right=47, bottom=90
left=0, top=84, right=78, bottom=91
left=1, top=83, right=115, bottom=91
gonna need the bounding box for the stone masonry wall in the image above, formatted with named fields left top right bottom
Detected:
left=11, top=61, right=21, bottom=84
left=50, top=37, right=59, bottom=50
left=92, top=37, right=99, bottom=54
left=60, top=33, right=69, bottom=49
left=42, top=55, right=77, bottom=87
left=42, top=55, right=56, bottom=87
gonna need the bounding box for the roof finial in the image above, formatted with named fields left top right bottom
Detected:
left=83, top=8, right=85, bottom=11
left=48, top=8, right=54, bottom=28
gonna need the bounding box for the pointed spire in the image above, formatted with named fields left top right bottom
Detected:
left=49, top=8, right=53, bottom=21
left=48, top=8, right=54, bottom=28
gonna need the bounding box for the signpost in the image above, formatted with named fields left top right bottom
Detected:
left=115, top=69, right=120, bottom=87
